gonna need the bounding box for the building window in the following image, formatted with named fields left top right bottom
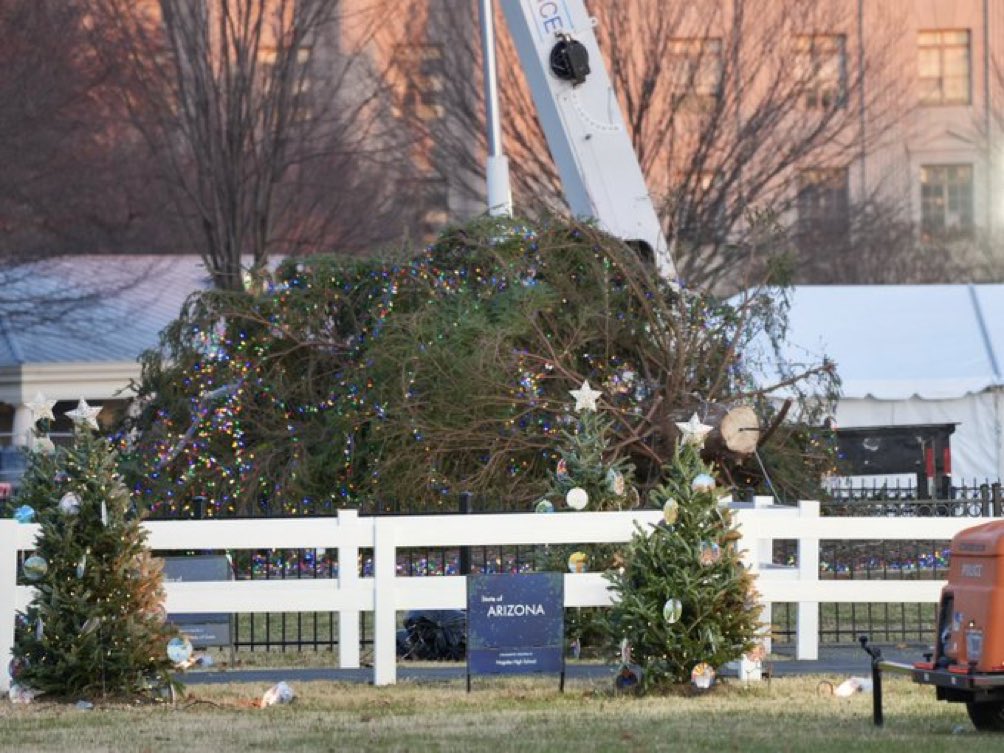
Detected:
left=416, top=178, right=448, bottom=239
left=918, top=30, right=971, bottom=105
left=677, top=172, right=726, bottom=245
left=258, top=45, right=313, bottom=120
left=797, top=168, right=849, bottom=243
left=795, top=35, right=846, bottom=109
left=668, top=38, right=723, bottom=111
left=920, top=164, right=973, bottom=238
left=394, top=43, right=445, bottom=121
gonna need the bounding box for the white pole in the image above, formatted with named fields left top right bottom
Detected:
left=478, top=0, right=512, bottom=216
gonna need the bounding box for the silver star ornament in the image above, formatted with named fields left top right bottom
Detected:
left=676, top=413, right=713, bottom=448
left=26, top=392, right=57, bottom=423
left=65, top=398, right=101, bottom=430
left=569, top=380, right=602, bottom=412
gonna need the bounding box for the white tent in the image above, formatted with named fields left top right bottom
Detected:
left=768, top=284, right=1003, bottom=483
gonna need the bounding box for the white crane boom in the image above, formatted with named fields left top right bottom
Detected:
left=498, top=0, right=675, bottom=278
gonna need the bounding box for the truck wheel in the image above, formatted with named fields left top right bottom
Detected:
left=967, top=701, right=1004, bottom=731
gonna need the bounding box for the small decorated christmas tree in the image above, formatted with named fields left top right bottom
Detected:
left=541, top=381, right=639, bottom=653
left=603, top=415, right=760, bottom=691
left=10, top=399, right=179, bottom=700
left=546, top=380, right=638, bottom=512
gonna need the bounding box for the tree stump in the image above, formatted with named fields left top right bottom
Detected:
left=672, top=404, right=761, bottom=463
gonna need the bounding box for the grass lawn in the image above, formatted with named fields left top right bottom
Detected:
left=0, top=674, right=984, bottom=753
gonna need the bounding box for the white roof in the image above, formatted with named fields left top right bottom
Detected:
left=750, top=284, right=1004, bottom=400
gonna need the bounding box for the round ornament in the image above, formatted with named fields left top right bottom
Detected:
left=746, top=642, right=767, bottom=663
left=565, top=487, right=589, bottom=511
left=13, top=506, right=35, bottom=524
left=615, top=665, right=641, bottom=691
left=166, top=636, right=193, bottom=664
left=534, top=499, right=555, bottom=514
left=691, top=662, right=716, bottom=689
left=22, top=555, right=48, bottom=581
left=606, top=468, right=626, bottom=497
left=555, top=458, right=570, bottom=482
left=567, top=551, right=588, bottom=573
left=691, top=473, right=716, bottom=494
left=58, top=493, right=81, bottom=516
left=148, top=603, right=168, bottom=623
left=662, top=598, right=683, bottom=625
left=625, top=485, right=640, bottom=508
left=662, top=498, right=679, bottom=525
left=33, top=437, right=55, bottom=454
left=8, top=656, right=27, bottom=680
left=698, top=541, right=722, bottom=567
left=80, top=616, right=101, bottom=636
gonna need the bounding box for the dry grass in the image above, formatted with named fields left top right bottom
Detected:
left=0, top=674, right=985, bottom=753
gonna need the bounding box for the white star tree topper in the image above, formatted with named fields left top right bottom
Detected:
left=26, top=392, right=57, bottom=423
left=569, top=380, right=602, bottom=412
left=65, top=398, right=101, bottom=430
left=675, top=413, right=713, bottom=448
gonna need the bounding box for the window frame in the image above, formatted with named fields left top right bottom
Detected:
left=794, top=34, right=848, bottom=110
left=919, top=163, right=974, bottom=239
left=796, top=166, right=851, bottom=245
left=393, top=43, right=446, bottom=122
left=667, top=37, right=724, bottom=112
left=918, top=29, right=972, bottom=106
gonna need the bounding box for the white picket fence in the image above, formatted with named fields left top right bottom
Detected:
left=0, top=499, right=986, bottom=690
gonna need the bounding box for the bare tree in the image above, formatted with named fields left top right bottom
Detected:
left=418, top=0, right=917, bottom=291
left=0, top=0, right=173, bottom=326
left=88, top=0, right=422, bottom=291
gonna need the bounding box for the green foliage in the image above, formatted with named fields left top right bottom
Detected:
left=120, top=215, right=837, bottom=515
left=603, top=442, right=760, bottom=691
left=12, top=429, right=179, bottom=700
left=548, top=409, right=638, bottom=511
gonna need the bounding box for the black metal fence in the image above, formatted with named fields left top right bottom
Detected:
left=149, top=479, right=1003, bottom=653
left=767, top=479, right=1001, bottom=647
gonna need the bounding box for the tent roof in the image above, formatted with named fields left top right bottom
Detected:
left=762, top=284, right=1004, bottom=400
left=0, top=255, right=212, bottom=368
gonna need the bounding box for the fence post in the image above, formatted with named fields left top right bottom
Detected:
left=459, top=492, right=472, bottom=575
left=337, top=509, right=361, bottom=669
left=0, top=520, right=17, bottom=692
left=373, top=517, right=397, bottom=686
left=751, top=496, right=775, bottom=654
left=797, top=500, right=820, bottom=660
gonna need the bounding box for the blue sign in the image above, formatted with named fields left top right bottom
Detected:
left=467, top=573, right=564, bottom=681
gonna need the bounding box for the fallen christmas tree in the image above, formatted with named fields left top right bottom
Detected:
left=119, top=214, right=837, bottom=515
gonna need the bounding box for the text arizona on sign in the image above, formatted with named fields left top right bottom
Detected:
left=486, top=603, right=546, bottom=617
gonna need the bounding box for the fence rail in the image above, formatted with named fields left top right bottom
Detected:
left=0, top=500, right=992, bottom=689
